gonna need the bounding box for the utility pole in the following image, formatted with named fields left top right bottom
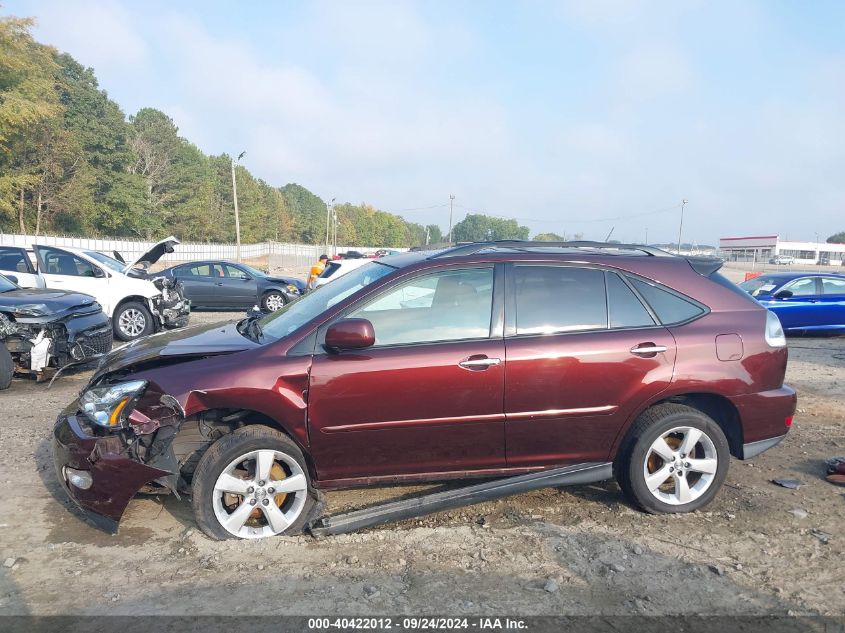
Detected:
left=644, top=227, right=648, bottom=245
left=448, top=194, right=455, bottom=244
left=326, top=198, right=335, bottom=250
left=677, top=199, right=688, bottom=255
left=231, top=151, right=246, bottom=262
left=425, top=225, right=430, bottom=245
left=332, top=207, right=338, bottom=257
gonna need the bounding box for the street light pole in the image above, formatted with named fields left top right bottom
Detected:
left=326, top=198, right=335, bottom=250
left=677, top=199, right=688, bottom=255
left=231, top=151, right=246, bottom=262
left=448, top=194, right=455, bottom=243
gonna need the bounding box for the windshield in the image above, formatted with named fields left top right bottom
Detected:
left=0, top=274, right=17, bottom=292
left=256, top=261, right=396, bottom=341
left=739, top=276, right=780, bottom=297
left=239, top=263, right=267, bottom=278
left=85, top=251, right=125, bottom=272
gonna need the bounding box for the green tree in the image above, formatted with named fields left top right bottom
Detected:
left=452, top=213, right=529, bottom=242
left=827, top=232, right=845, bottom=244
left=534, top=232, right=565, bottom=241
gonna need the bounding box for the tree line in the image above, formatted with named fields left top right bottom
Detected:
left=1, top=15, right=541, bottom=248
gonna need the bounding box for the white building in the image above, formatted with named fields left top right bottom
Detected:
left=719, top=235, right=845, bottom=266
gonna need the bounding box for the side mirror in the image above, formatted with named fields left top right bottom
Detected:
left=240, top=273, right=251, bottom=281
left=93, top=267, right=106, bottom=278
left=325, top=318, right=375, bottom=351
left=774, top=289, right=793, bottom=299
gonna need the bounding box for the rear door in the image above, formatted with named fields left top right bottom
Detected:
left=216, top=264, right=259, bottom=308
left=172, top=263, right=220, bottom=307
left=818, top=276, right=845, bottom=329
left=503, top=265, right=678, bottom=467
left=307, top=264, right=506, bottom=481
left=0, top=247, right=41, bottom=288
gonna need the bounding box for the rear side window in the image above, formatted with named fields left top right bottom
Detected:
left=821, top=277, right=845, bottom=294
left=607, top=273, right=655, bottom=328
left=629, top=277, right=705, bottom=325
left=320, top=262, right=341, bottom=279
left=514, top=266, right=606, bottom=334
left=0, top=248, right=30, bottom=273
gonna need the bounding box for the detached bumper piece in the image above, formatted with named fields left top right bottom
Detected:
left=52, top=413, right=170, bottom=532
left=308, top=461, right=612, bottom=537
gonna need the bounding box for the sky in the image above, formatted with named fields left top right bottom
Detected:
left=5, top=0, right=845, bottom=245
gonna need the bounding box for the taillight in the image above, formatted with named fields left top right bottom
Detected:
left=765, top=310, right=786, bottom=348
left=785, top=415, right=793, bottom=428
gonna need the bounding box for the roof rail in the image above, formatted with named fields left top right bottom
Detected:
left=429, top=240, right=675, bottom=259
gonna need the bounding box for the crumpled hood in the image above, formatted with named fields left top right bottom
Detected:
left=122, top=236, right=180, bottom=273
left=0, top=288, right=98, bottom=317
left=266, top=276, right=305, bottom=291
left=91, top=319, right=258, bottom=381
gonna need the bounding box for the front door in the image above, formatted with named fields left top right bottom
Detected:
left=33, top=246, right=108, bottom=307
left=818, top=276, right=845, bottom=329
left=504, top=265, right=677, bottom=466
left=217, top=264, right=259, bottom=308
left=307, top=265, right=506, bottom=481
left=770, top=277, right=825, bottom=330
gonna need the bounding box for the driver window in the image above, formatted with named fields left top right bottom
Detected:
left=42, top=248, right=98, bottom=277
left=348, top=267, right=494, bottom=346
left=783, top=278, right=817, bottom=297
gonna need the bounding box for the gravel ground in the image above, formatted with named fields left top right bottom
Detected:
left=0, top=311, right=843, bottom=616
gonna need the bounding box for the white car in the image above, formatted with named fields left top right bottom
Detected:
left=313, top=258, right=371, bottom=290
left=0, top=237, right=190, bottom=341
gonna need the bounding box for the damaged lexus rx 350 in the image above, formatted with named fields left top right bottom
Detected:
left=0, top=273, right=111, bottom=389
left=52, top=242, right=797, bottom=540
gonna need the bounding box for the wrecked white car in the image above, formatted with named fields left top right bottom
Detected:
left=0, top=237, right=190, bottom=342
left=0, top=273, right=112, bottom=389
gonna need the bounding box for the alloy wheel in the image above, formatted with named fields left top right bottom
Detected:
left=642, top=426, right=718, bottom=506
left=212, top=449, right=308, bottom=539
left=265, top=293, right=284, bottom=311
left=118, top=308, right=147, bottom=338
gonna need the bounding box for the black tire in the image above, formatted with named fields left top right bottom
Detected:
left=615, top=403, right=730, bottom=514
left=113, top=301, right=154, bottom=342
left=191, top=425, right=321, bottom=540
left=0, top=342, right=13, bottom=390
left=261, top=290, right=287, bottom=312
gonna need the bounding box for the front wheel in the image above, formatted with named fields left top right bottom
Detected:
left=114, top=301, right=154, bottom=341
left=191, top=426, right=318, bottom=540
left=616, top=404, right=730, bottom=514
left=261, top=291, right=286, bottom=312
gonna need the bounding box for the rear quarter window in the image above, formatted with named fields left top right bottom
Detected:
left=628, top=277, right=706, bottom=325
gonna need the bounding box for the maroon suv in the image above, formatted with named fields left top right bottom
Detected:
left=52, top=241, right=796, bottom=540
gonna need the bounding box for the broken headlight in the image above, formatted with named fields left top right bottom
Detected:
left=286, top=284, right=299, bottom=294
left=80, top=380, right=147, bottom=428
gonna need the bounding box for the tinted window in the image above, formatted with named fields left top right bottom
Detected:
left=40, top=248, right=98, bottom=277
left=629, top=277, right=704, bottom=324
left=514, top=266, right=606, bottom=334
left=822, top=277, right=845, bottom=294
left=350, top=267, right=494, bottom=345
left=319, top=262, right=341, bottom=279
left=607, top=272, right=655, bottom=328
left=0, top=248, right=29, bottom=273
left=184, top=263, right=223, bottom=277
left=783, top=277, right=818, bottom=297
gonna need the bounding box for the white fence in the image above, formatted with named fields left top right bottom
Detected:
left=0, top=233, right=405, bottom=270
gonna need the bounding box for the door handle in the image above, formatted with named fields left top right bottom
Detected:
left=458, top=357, right=501, bottom=370
left=216, top=282, right=223, bottom=286
left=630, top=344, right=667, bottom=356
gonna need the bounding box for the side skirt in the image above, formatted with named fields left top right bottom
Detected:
left=308, top=461, right=612, bottom=537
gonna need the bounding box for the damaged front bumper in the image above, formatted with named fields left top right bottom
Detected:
left=2, top=308, right=111, bottom=376
left=52, top=404, right=172, bottom=533
left=151, top=278, right=190, bottom=330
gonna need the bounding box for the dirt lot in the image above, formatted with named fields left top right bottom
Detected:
left=0, top=309, right=843, bottom=616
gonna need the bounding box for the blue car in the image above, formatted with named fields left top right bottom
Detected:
left=739, top=272, right=845, bottom=334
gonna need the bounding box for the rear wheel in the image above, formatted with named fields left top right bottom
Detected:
left=114, top=301, right=154, bottom=341
left=0, top=342, right=13, bottom=390
left=191, top=426, right=319, bottom=540
left=616, top=404, right=730, bottom=514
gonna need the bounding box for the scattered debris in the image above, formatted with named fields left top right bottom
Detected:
left=772, top=479, right=802, bottom=489
left=3, top=557, right=15, bottom=568
left=826, top=457, right=845, bottom=486
left=788, top=509, right=809, bottom=519
left=363, top=585, right=380, bottom=599
left=632, top=545, right=644, bottom=556
left=811, top=529, right=831, bottom=545
left=709, top=565, right=725, bottom=576
left=543, top=578, right=559, bottom=593
left=610, top=563, right=626, bottom=573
